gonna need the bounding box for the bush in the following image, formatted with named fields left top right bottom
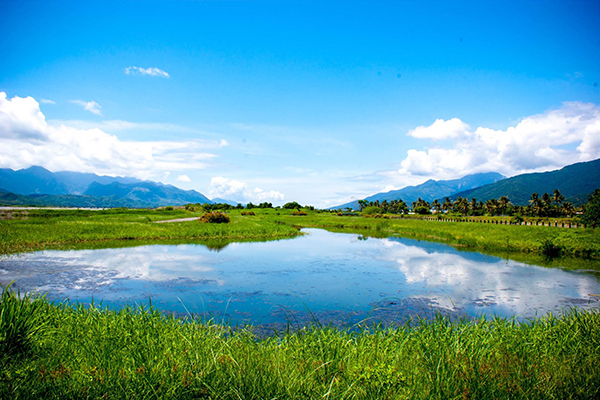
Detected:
left=541, top=239, right=562, bottom=258
left=283, top=201, right=302, bottom=209
left=362, top=206, right=382, bottom=215
left=241, top=211, right=255, bottom=216
left=198, top=212, right=230, bottom=224
left=414, top=206, right=431, bottom=215
left=291, top=210, right=307, bottom=216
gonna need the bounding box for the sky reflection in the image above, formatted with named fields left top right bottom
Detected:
left=1, top=229, right=598, bottom=327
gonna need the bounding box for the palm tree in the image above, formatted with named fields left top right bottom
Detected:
left=553, top=189, right=565, bottom=206
left=442, top=197, right=452, bottom=213
left=432, top=199, right=441, bottom=213
left=498, top=196, right=510, bottom=215
left=485, top=198, right=499, bottom=216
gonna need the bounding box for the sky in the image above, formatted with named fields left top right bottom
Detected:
left=1, top=0, right=599, bottom=207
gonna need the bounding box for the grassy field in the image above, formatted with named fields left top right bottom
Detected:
left=2, top=210, right=600, bottom=398
left=1, top=208, right=599, bottom=260
left=1, top=286, right=598, bottom=399
left=0, top=208, right=301, bottom=255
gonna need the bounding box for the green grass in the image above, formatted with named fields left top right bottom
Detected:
left=265, top=212, right=600, bottom=260
left=2, top=208, right=599, bottom=261
left=0, top=208, right=301, bottom=255
left=1, top=287, right=598, bottom=399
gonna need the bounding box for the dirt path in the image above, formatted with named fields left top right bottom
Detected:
left=153, top=217, right=199, bottom=223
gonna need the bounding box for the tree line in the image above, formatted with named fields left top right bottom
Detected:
left=358, top=189, right=579, bottom=218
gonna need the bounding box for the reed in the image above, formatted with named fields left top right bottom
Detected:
left=1, top=286, right=598, bottom=399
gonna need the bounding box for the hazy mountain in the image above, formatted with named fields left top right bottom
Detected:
left=84, top=181, right=212, bottom=207
left=211, top=198, right=244, bottom=206
left=0, top=166, right=139, bottom=195
left=0, top=166, right=212, bottom=208
left=449, top=158, right=600, bottom=206
left=332, top=172, right=505, bottom=210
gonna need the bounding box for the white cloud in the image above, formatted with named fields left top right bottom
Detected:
left=125, top=66, right=170, bottom=78
left=176, top=174, right=191, bottom=182
left=0, top=92, right=227, bottom=180
left=398, top=102, right=600, bottom=180
left=71, top=100, right=102, bottom=116
left=407, top=118, right=470, bottom=140
left=40, top=99, right=56, bottom=104
left=209, top=177, right=285, bottom=203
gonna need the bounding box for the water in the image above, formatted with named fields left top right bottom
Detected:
left=1, top=229, right=599, bottom=329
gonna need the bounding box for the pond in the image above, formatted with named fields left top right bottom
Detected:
left=1, top=229, right=599, bottom=329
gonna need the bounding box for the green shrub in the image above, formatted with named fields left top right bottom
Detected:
left=198, top=212, right=230, bottom=223
left=291, top=210, right=308, bottom=216
left=541, top=239, right=562, bottom=258
left=241, top=211, right=255, bottom=216
left=414, top=206, right=431, bottom=215
left=362, top=206, right=382, bottom=215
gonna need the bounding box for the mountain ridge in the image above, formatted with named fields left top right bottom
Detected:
left=0, top=166, right=212, bottom=208
left=332, top=172, right=505, bottom=210
left=448, top=159, right=600, bottom=206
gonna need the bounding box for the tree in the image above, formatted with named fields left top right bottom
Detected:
left=283, top=201, right=302, bottom=209
left=580, top=189, right=600, bottom=228
left=358, top=199, right=368, bottom=212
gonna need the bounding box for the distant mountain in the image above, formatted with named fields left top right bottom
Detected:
left=211, top=198, right=244, bottom=206
left=84, top=181, right=211, bottom=207
left=449, top=158, right=600, bottom=206
left=0, top=191, right=151, bottom=208
left=332, top=172, right=505, bottom=210
left=0, top=166, right=212, bottom=208
left=0, top=166, right=139, bottom=195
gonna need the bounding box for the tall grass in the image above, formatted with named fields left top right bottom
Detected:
left=1, top=285, right=598, bottom=399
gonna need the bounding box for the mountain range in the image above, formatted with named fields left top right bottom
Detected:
left=332, top=172, right=505, bottom=210
left=449, top=159, right=600, bottom=206
left=0, top=166, right=212, bottom=208
left=332, top=158, right=600, bottom=210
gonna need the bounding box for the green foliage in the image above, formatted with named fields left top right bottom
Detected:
left=198, top=212, right=230, bottom=223
left=362, top=206, right=383, bottom=215
left=580, top=189, right=600, bottom=228
left=0, top=298, right=599, bottom=399
left=414, top=205, right=431, bottom=215
left=0, top=283, right=46, bottom=357
left=540, top=239, right=562, bottom=258
left=283, top=201, right=302, bottom=209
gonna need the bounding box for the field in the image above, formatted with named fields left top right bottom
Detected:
left=1, top=207, right=600, bottom=399
left=1, top=207, right=599, bottom=260
left=1, top=286, right=599, bottom=399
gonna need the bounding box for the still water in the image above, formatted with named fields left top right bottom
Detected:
left=2, top=229, right=599, bottom=328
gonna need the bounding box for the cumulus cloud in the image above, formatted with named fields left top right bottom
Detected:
left=176, top=174, right=191, bottom=182
left=125, top=66, right=170, bottom=78
left=71, top=100, right=102, bottom=116
left=407, top=118, right=470, bottom=140
left=398, top=102, right=600, bottom=179
left=209, top=177, right=285, bottom=203
left=0, top=92, right=227, bottom=180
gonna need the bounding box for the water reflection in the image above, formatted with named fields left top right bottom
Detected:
left=1, top=229, right=598, bottom=328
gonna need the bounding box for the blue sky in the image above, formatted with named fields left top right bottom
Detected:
left=1, top=0, right=599, bottom=207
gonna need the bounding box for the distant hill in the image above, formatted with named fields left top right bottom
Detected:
left=0, top=166, right=212, bottom=208
left=84, top=181, right=211, bottom=207
left=332, top=172, right=505, bottom=210
left=0, top=166, right=139, bottom=195
left=211, top=198, right=244, bottom=206
left=449, top=158, right=600, bottom=206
